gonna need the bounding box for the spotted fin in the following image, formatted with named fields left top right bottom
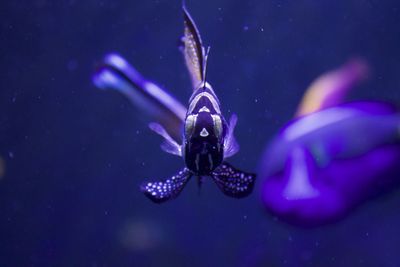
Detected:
left=182, top=6, right=205, bottom=89
left=211, top=162, right=256, bottom=198
left=141, top=168, right=192, bottom=203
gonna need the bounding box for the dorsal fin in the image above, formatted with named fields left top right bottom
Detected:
left=182, top=5, right=206, bottom=90
left=202, top=46, right=211, bottom=87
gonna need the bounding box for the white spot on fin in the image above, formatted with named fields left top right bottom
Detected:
left=200, top=128, right=209, bottom=137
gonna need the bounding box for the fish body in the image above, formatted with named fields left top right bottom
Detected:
left=139, top=7, right=256, bottom=203
left=183, top=83, right=225, bottom=175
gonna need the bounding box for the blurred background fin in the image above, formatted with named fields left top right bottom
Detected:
left=93, top=53, right=186, bottom=142
left=295, top=59, right=369, bottom=117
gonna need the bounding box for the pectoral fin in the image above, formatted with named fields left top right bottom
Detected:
left=141, top=168, right=192, bottom=203
left=149, top=122, right=182, bottom=156
left=211, top=162, right=256, bottom=198
left=224, top=114, right=240, bottom=158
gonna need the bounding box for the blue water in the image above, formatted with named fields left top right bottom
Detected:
left=1, top=1, right=400, bottom=266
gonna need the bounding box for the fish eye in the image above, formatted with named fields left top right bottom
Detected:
left=185, top=114, right=197, bottom=137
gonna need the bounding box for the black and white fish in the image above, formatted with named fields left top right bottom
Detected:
left=140, top=7, right=255, bottom=203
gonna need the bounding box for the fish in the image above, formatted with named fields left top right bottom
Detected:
left=140, top=7, right=256, bottom=203
left=259, top=60, right=400, bottom=227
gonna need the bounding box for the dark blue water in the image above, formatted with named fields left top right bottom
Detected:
left=1, top=1, right=400, bottom=266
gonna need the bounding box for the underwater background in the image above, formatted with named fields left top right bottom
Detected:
left=1, top=0, right=400, bottom=266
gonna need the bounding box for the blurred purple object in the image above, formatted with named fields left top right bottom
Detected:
left=260, top=59, right=400, bottom=227
left=93, top=53, right=186, bottom=141
left=260, top=102, right=400, bottom=226
left=260, top=102, right=400, bottom=227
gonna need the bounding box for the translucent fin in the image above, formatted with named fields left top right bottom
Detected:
left=296, top=59, right=369, bottom=117
left=93, top=53, right=186, bottom=142
left=182, top=6, right=205, bottom=89
left=149, top=122, right=182, bottom=157
left=211, top=162, right=256, bottom=198
left=282, top=146, right=320, bottom=200
left=224, top=114, right=240, bottom=158
left=141, top=168, right=192, bottom=203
